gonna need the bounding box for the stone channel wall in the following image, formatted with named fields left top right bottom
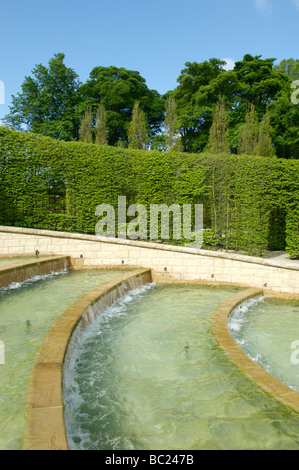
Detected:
left=25, top=268, right=152, bottom=451
left=0, top=256, right=70, bottom=288
left=0, top=226, right=298, bottom=298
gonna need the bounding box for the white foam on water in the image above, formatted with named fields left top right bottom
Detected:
left=63, top=282, right=157, bottom=450
left=0, top=269, right=69, bottom=294
left=228, top=295, right=265, bottom=334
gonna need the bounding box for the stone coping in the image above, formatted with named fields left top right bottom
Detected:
left=1, top=225, right=298, bottom=272
left=211, top=288, right=299, bottom=415
left=24, top=276, right=299, bottom=451
left=0, top=256, right=71, bottom=288
left=24, top=268, right=152, bottom=451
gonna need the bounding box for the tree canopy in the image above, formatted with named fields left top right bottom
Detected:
left=4, top=53, right=81, bottom=140
left=3, top=53, right=299, bottom=158
left=78, top=66, right=165, bottom=146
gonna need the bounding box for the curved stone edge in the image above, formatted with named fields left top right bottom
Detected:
left=0, top=256, right=71, bottom=288
left=211, top=288, right=299, bottom=415
left=23, top=267, right=152, bottom=451
left=1, top=224, right=299, bottom=271
left=1, top=225, right=299, bottom=297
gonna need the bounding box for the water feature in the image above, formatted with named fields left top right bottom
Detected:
left=0, top=256, right=47, bottom=267
left=63, top=284, right=299, bottom=451
left=0, top=267, right=129, bottom=450
left=228, top=295, right=299, bottom=393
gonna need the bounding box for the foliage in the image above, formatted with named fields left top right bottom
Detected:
left=164, top=95, right=181, bottom=151
left=3, top=52, right=299, bottom=158
left=128, top=101, right=149, bottom=150
left=3, top=53, right=81, bottom=140
left=173, top=54, right=297, bottom=158
left=274, top=58, right=299, bottom=80
left=79, top=106, right=93, bottom=143
left=95, top=102, right=107, bottom=145
left=238, top=103, right=259, bottom=155
left=207, top=94, right=230, bottom=154
left=0, top=127, right=298, bottom=258
left=255, top=108, right=276, bottom=158
left=79, top=66, right=165, bottom=146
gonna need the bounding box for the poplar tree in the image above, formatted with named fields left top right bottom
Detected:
left=238, top=103, right=259, bottom=155
left=164, top=95, right=181, bottom=151
left=79, top=106, right=93, bottom=143
left=208, top=94, right=230, bottom=153
left=95, top=102, right=107, bottom=145
left=255, top=108, right=276, bottom=157
left=128, top=101, right=149, bottom=150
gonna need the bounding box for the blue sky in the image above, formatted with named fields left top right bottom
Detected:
left=0, top=0, right=298, bottom=121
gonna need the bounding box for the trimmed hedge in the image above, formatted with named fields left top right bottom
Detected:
left=0, top=127, right=298, bottom=258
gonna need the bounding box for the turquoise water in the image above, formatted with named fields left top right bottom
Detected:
left=0, top=268, right=127, bottom=450
left=228, top=295, right=299, bottom=393
left=63, top=284, right=299, bottom=450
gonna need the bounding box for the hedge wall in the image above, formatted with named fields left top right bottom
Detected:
left=0, top=127, right=298, bottom=258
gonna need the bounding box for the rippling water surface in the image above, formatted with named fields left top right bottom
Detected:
left=0, top=268, right=126, bottom=450
left=229, top=295, right=299, bottom=393
left=63, top=284, right=299, bottom=451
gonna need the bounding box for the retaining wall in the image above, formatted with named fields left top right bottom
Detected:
left=0, top=256, right=70, bottom=288
left=0, top=226, right=298, bottom=298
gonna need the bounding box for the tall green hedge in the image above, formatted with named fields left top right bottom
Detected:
left=0, top=127, right=298, bottom=258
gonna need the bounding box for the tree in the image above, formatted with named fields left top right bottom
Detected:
left=234, top=54, right=287, bottom=109
left=255, top=107, right=276, bottom=157
left=173, top=59, right=227, bottom=152
left=79, top=106, right=93, bottom=143
left=238, top=103, right=259, bottom=155
left=274, top=58, right=299, bottom=80
left=128, top=101, right=149, bottom=150
left=164, top=95, right=181, bottom=151
left=95, top=102, right=107, bottom=145
left=150, top=134, right=168, bottom=152
left=207, top=94, right=230, bottom=153
left=4, top=53, right=81, bottom=140
left=269, top=83, right=299, bottom=159
left=172, top=54, right=291, bottom=155
left=79, top=66, right=164, bottom=146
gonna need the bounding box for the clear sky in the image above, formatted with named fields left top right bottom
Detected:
left=0, top=0, right=298, bottom=121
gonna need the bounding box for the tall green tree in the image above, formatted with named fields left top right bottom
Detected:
left=173, top=54, right=291, bottom=156
left=95, top=102, right=107, bottom=145
left=128, top=101, right=149, bottom=150
left=207, top=94, right=230, bottom=153
left=79, top=66, right=164, bottom=146
left=274, top=58, right=299, bottom=80
left=234, top=54, right=288, bottom=113
left=4, top=53, right=81, bottom=140
left=173, top=59, right=227, bottom=152
left=79, top=106, right=93, bottom=143
left=238, top=103, right=259, bottom=155
left=269, top=83, right=299, bottom=159
left=164, top=95, right=181, bottom=151
left=255, top=107, right=276, bottom=157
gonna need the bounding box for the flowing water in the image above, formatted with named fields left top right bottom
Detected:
left=63, top=284, right=299, bottom=451
left=0, top=268, right=128, bottom=450
left=228, top=295, right=299, bottom=393
left=0, top=256, right=48, bottom=267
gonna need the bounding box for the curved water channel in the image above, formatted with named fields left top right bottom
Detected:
left=63, top=284, right=299, bottom=451
left=0, top=265, right=128, bottom=450
left=228, top=295, right=299, bottom=394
